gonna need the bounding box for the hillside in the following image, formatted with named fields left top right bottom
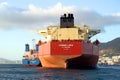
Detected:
left=0, top=58, right=10, bottom=61
left=0, top=58, right=21, bottom=64
left=99, top=37, right=120, bottom=57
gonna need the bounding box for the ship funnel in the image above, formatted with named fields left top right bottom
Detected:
left=25, top=44, right=29, bottom=52
left=60, top=13, right=74, bottom=28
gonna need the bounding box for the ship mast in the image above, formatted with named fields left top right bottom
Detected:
left=32, top=39, right=36, bottom=50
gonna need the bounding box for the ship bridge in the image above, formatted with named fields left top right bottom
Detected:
left=38, top=13, right=100, bottom=41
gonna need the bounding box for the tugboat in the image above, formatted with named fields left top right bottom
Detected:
left=22, top=39, right=41, bottom=66
left=38, top=13, right=100, bottom=69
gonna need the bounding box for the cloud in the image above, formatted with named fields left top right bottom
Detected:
left=0, top=2, right=120, bottom=32
left=0, top=2, right=74, bottom=31
left=0, top=2, right=8, bottom=7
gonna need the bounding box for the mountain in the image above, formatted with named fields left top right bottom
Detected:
left=99, top=37, right=120, bottom=57
left=0, top=58, right=10, bottom=61
left=0, top=58, right=21, bottom=64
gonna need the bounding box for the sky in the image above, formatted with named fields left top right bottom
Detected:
left=0, top=0, right=120, bottom=60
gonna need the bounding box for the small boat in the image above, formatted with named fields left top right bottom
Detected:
left=22, top=41, right=41, bottom=66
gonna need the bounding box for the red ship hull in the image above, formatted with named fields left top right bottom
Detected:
left=38, top=40, right=99, bottom=69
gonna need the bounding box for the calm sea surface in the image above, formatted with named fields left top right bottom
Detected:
left=0, top=64, right=120, bottom=80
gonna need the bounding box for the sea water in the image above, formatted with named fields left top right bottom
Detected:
left=0, top=64, right=120, bottom=80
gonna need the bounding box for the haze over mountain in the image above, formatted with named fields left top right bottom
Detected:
left=0, top=58, right=10, bottom=61
left=0, top=58, right=21, bottom=64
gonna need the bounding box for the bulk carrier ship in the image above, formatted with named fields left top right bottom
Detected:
left=38, top=13, right=100, bottom=69
left=22, top=40, right=41, bottom=66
